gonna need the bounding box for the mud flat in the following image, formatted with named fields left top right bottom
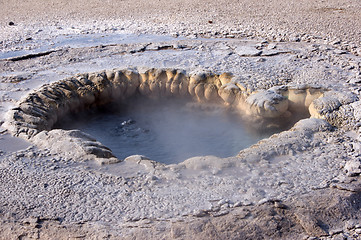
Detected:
left=1, top=1, right=361, bottom=239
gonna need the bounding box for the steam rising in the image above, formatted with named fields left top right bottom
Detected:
left=57, top=97, right=273, bottom=164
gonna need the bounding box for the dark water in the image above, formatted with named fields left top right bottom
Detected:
left=58, top=98, right=272, bottom=164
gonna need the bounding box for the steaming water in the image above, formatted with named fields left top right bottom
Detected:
left=59, top=98, right=272, bottom=164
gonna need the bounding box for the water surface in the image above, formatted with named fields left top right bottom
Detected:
left=59, top=98, right=272, bottom=164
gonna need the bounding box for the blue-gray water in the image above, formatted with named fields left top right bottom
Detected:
left=59, top=99, right=272, bottom=164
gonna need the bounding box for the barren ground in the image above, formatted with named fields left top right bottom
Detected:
left=0, top=0, right=361, bottom=239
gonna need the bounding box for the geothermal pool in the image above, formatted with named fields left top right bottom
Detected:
left=57, top=98, right=272, bottom=164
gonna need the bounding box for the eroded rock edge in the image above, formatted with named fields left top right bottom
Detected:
left=2, top=68, right=359, bottom=165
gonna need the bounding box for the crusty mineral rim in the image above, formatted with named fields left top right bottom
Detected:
left=2, top=68, right=358, bottom=163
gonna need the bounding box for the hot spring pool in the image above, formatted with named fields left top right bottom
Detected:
left=57, top=98, right=273, bottom=164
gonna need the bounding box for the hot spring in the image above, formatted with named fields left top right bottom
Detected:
left=56, top=97, right=273, bottom=164
left=3, top=68, right=327, bottom=165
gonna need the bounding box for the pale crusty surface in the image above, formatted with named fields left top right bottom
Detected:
left=1, top=0, right=361, bottom=45
left=1, top=0, right=361, bottom=239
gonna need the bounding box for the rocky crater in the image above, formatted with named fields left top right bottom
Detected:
left=1, top=26, right=361, bottom=239
left=5, top=68, right=356, bottom=166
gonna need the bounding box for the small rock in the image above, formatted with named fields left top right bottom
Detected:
left=256, top=58, right=266, bottom=62
left=332, top=234, right=347, bottom=240
left=16, top=153, right=25, bottom=158
left=242, top=200, right=253, bottom=206
left=8, top=21, right=14, bottom=26
left=345, top=220, right=357, bottom=230
left=235, top=46, right=262, bottom=56
left=260, top=39, right=268, bottom=44
left=290, top=36, right=301, bottom=42
left=124, top=155, right=151, bottom=163
left=344, top=159, right=361, bottom=177
left=356, top=48, right=361, bottom=56
left=217, top=199, right=231, bottom=206
left=211, top=209, right=229, bottom=217
left=258, top=198, right=270, bottom=205
left=349, top=78, right=361, bottom=84
left=330, top=228, right=343, bottom=235
left=334, top=49, right=347, bottom=55
left=193, top=209, right=208, bottom=217
left=49, top=165, right=58, bottom=171
left=255, top=43, right=263, bottom=49
left=274, top=201, right=288, bottom=209
left=173, top=44, right=187, bottom=49
left=267, top=43, right=277, bottom=49
left=233, top=201, right=242, bottom=207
